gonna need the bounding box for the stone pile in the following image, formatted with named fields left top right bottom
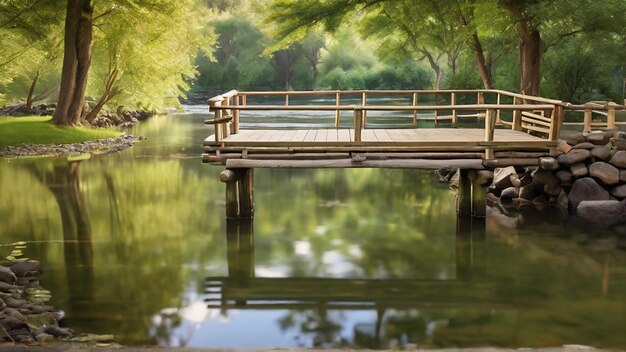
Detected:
left=0, top=135, right=141, bottom=158
left=0, top=259, right=73, bottom=344
left=89, top=109, right=153, bottom=128
left=489, top=130, right=626, bottom=226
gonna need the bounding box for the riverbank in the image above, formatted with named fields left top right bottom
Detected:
left=0, top=135, right=141, bottom=158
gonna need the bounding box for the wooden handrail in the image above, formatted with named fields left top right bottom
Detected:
left=211, top=103, right=556, bottom=111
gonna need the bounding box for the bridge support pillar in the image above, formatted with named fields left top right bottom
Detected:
left=456, top=169, right=487, bottom=218
left=220, top=168, right=254, bottom=220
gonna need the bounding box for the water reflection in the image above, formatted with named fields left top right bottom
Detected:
left=0, top=110, right=624, bottom=349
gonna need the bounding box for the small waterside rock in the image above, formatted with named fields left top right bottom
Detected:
left=609, top=151, right=626, bottom=168
left=492, top=166, right=517, bottom=194
left=557, top=149, right=591, bottom=166
left=572, top=142, right=596, bottom=150
left=576, top=200, right=626, bottom=226
left=532, top=169, right=558, bottom=185
left=539, top=157, right=560, bottom=171
left=500, top=187, right=518, bottom=200
left=589, top=162, right=620, bottom=185
left=565, top=132, right=586, bottom=146
left=611, top=184, right=626, bottom=198
left=556, top=170, right=573, bottom=183
left=586, top=131, right=613, bottom=145
left=569, top=177, right=610, bottom=209
left=0, top=267, right=16, bottom=285
left=591, top=146, right=611, bottom=160
left=544, top=183, right=562, bottom=196
left=570, top=163, right=588, bottom=178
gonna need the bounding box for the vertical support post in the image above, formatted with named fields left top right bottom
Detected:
left=549, top=105, right=564, bottom=141
left=223, top=97, right=231, bottom=139
left=583, top=107, right=592, bottom=133
left=238, top=169, right=254, bottom=219
left=457, top=169, right=472, bottom=216
left=512, top=96, right=522, bottom=131
left=477, top=92, right=485, bottom=105
left=220, top=169, right=240, bottom=220
left=496, top=93, right=502, bottom=124
left=484, top=108, right=496, bottom=159
left=607, top=103, right=617, bottom=129
left=232, top=95, right=240, bottom=134
left=285, top=94, right=289, bottom=106
left=456, top=215, right=486, bottom=280
left=471, top=180, right=486, bottom=218
left=214, top=101, right=223, bottom=143
left=242, top=94, right=247, bottom=106
left=226, top=219, right=255, bottom=283
left=354, top=108, right=363, bottom=142
left=361, top=92, right=367, bottom=127
left=434, top=92, right=439, bottom=126
left=335, top=92, right=341, bottom=128
left=451, top=92, right=457, bottom=126
left=412, top=92, right=418, bottom=127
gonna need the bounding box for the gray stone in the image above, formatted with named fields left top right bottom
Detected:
left=611, top=184, right=626, bottom=198
left=565, top=132, right=586, bottom=146
left=585, top=131, right=613, bottom=145
left=474, top=170, right=493, bottom=186
left=621, top=170, right=626, bottom=183
left=589, top=162, right=620, bottom=185
left=500, top=187, right=518, bottom=200
left=577, top=200, right=626, bottom=226
left=544, top=183, right=562, bottom=196
left=532, top=169, right=558, bottom=185
left=0, top=266, right=16, bottom=285
left=570, top=163, right=588, bottom=178
left=492, top=166, right=517, bottom=192
left=510, top=174, right=521, bottom=188
left=539, top=156, right=560, bottom=171
left=556, top=170, right=573, bottom=183
left=609, top=151, right=626, bottom=168
left=0, top=281, right=15, bottom=292
left=572, top=142, right=596, bottom=149
left=44, top=325, right=72, bottom=338
left=557, top=191, right=569, bottom=213
left=591, top=146, right=611, bottom=160
left=557, top=149, right=591, bottom=166
left=35, top=332, right=56, bottom=342
left=10, top=261, right=40, bottom=277
left=519, top=182, right=542, bottom=201
left=569, top=177, right=610, bottom=209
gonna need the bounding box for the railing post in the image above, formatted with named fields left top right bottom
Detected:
left=496, top=93, right=501, bottom=124
left=434, top=92, right=439, bottom=126
left=412, top=92, right=418, bottom=127
left=583, top=105, right=592, bottom=132
left=451, top=92, right=457, bottom=126
left=354, top=107, right=363, bottom=142
left=549, top=105, right=563, bottom=141
left=607, top=103, right=617, bottom=129
left=232, top=95, right=240, bottom=134
left=335, top=92, right=341, bottom=128
left=223, top=97, right=231, bottom=139
left=285, top=94, right=289, bottom=106
left=214, top=101, right=223, bottom=143
left=361, top=92, right=367, bottom=127
left=484, top=108, right=496, bottom=159
left=512, top=96, right=522, bottom=131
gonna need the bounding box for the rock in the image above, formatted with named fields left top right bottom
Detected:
left=621, top=170, right=626, bottom=183
left=572, top=142, right=596, bottom=149
left=557, top=191, right=569, bottom=213
left=10, top=261, right=40, bottom=277
left=557, top=149, right=591, bottom=166
left=556, top=170, right=573, bottom=183
left=492, top=166, right=517, bottom=193
left=44, top=326, right=72, bottom=338
left=539, top=157, right=560, bottom=170
left=519, top=182, right=542, bottom=201
left=0, top=267, right=16, bottom=285
left=565, top=133, right=586, bottom=146
left=544, top=183, right=562, bottom=196
left=611, top=184, right=626, bottom=198
left=591, top=146, right=611, bottom=160
left=570, top=163, right=588, bottom=178
left=500, top=187, right=518, bottom=200
left=510, top=174, right=521, bottom=188
left=35, top=332, right=55, bottom=342
left=0, top=281, right=15, bottom=293
left=532, top=169, right=558, bottom=185
left=0, top=298, right=5, bottom=310
left=577, top=200, right=626, bottom=226
left=4, top=297, right=26, bottom=309
left=585, top=131, right=612, bottom=145
left=609, top=151, right=626, bottom=168
left=472, top=170, right=493, bottom=186
left=569, top=177, right=610, bottom=209
left=0, top=317, right=28, bottom=331
left=589, top=162, right=620, bottom=185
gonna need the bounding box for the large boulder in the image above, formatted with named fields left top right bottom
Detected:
left=589, top=162, right=620, bottom=185
left=611, top=184, right=626, bottom=199
left=557, top=149, right=591, bottom=166
left=609, top=151, right=626, bottom=168
left=591, top=146, right=611, bottom=161
left=570, top=163, right=588, bottom=178
left=569, top=177, right=610, bottom=209
left=539, top=157, right=559, bottom=171
left=577, top=200, right=626, bottom=226
left=492, top=166, right=517, bottom=194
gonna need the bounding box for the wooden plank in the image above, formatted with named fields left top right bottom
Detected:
left=521, top=111, right=551, bottom=123
left=522, top=123, right=550, bottom=134
left=521, top=116, right=552, bottom=128
left=226, top=158, right=486, bottom=169
left=315, top=129, right=328, bottom=142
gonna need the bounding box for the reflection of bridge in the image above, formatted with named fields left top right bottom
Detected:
left=201, top=89, right=625, bottom=220
left=205, top=217, right=515, bottom=313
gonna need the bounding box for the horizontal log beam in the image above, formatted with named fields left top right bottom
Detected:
left=225, top=158, right=486, bottom=169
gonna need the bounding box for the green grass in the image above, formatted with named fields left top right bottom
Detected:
left=0, top=116, right=122, bottom=147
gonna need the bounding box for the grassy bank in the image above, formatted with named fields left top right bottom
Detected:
left=0, top=116, right=122, bottom=147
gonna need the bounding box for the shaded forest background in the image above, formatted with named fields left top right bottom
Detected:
left=1, top=0, right=625, bottom=121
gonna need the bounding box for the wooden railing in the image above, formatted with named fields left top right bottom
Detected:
left=205, top=89, right=624, bottom=156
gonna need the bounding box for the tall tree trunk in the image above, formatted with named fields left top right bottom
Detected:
left=422, top=49, right=444, bottom=90
left=84, top=66, right=119, bottom=122
left=519, top=22, right=541, bottom=96
left=52, top=0, right=94, bottom=126
left=471, top=33, right=493, bottom=89
left=25, top=70, right=40, bottom=110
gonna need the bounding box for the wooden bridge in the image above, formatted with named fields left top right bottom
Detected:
left=202, top=89, right=625, bottom=219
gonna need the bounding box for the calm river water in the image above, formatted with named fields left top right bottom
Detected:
left=0, top=106, right=625, bottom=348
